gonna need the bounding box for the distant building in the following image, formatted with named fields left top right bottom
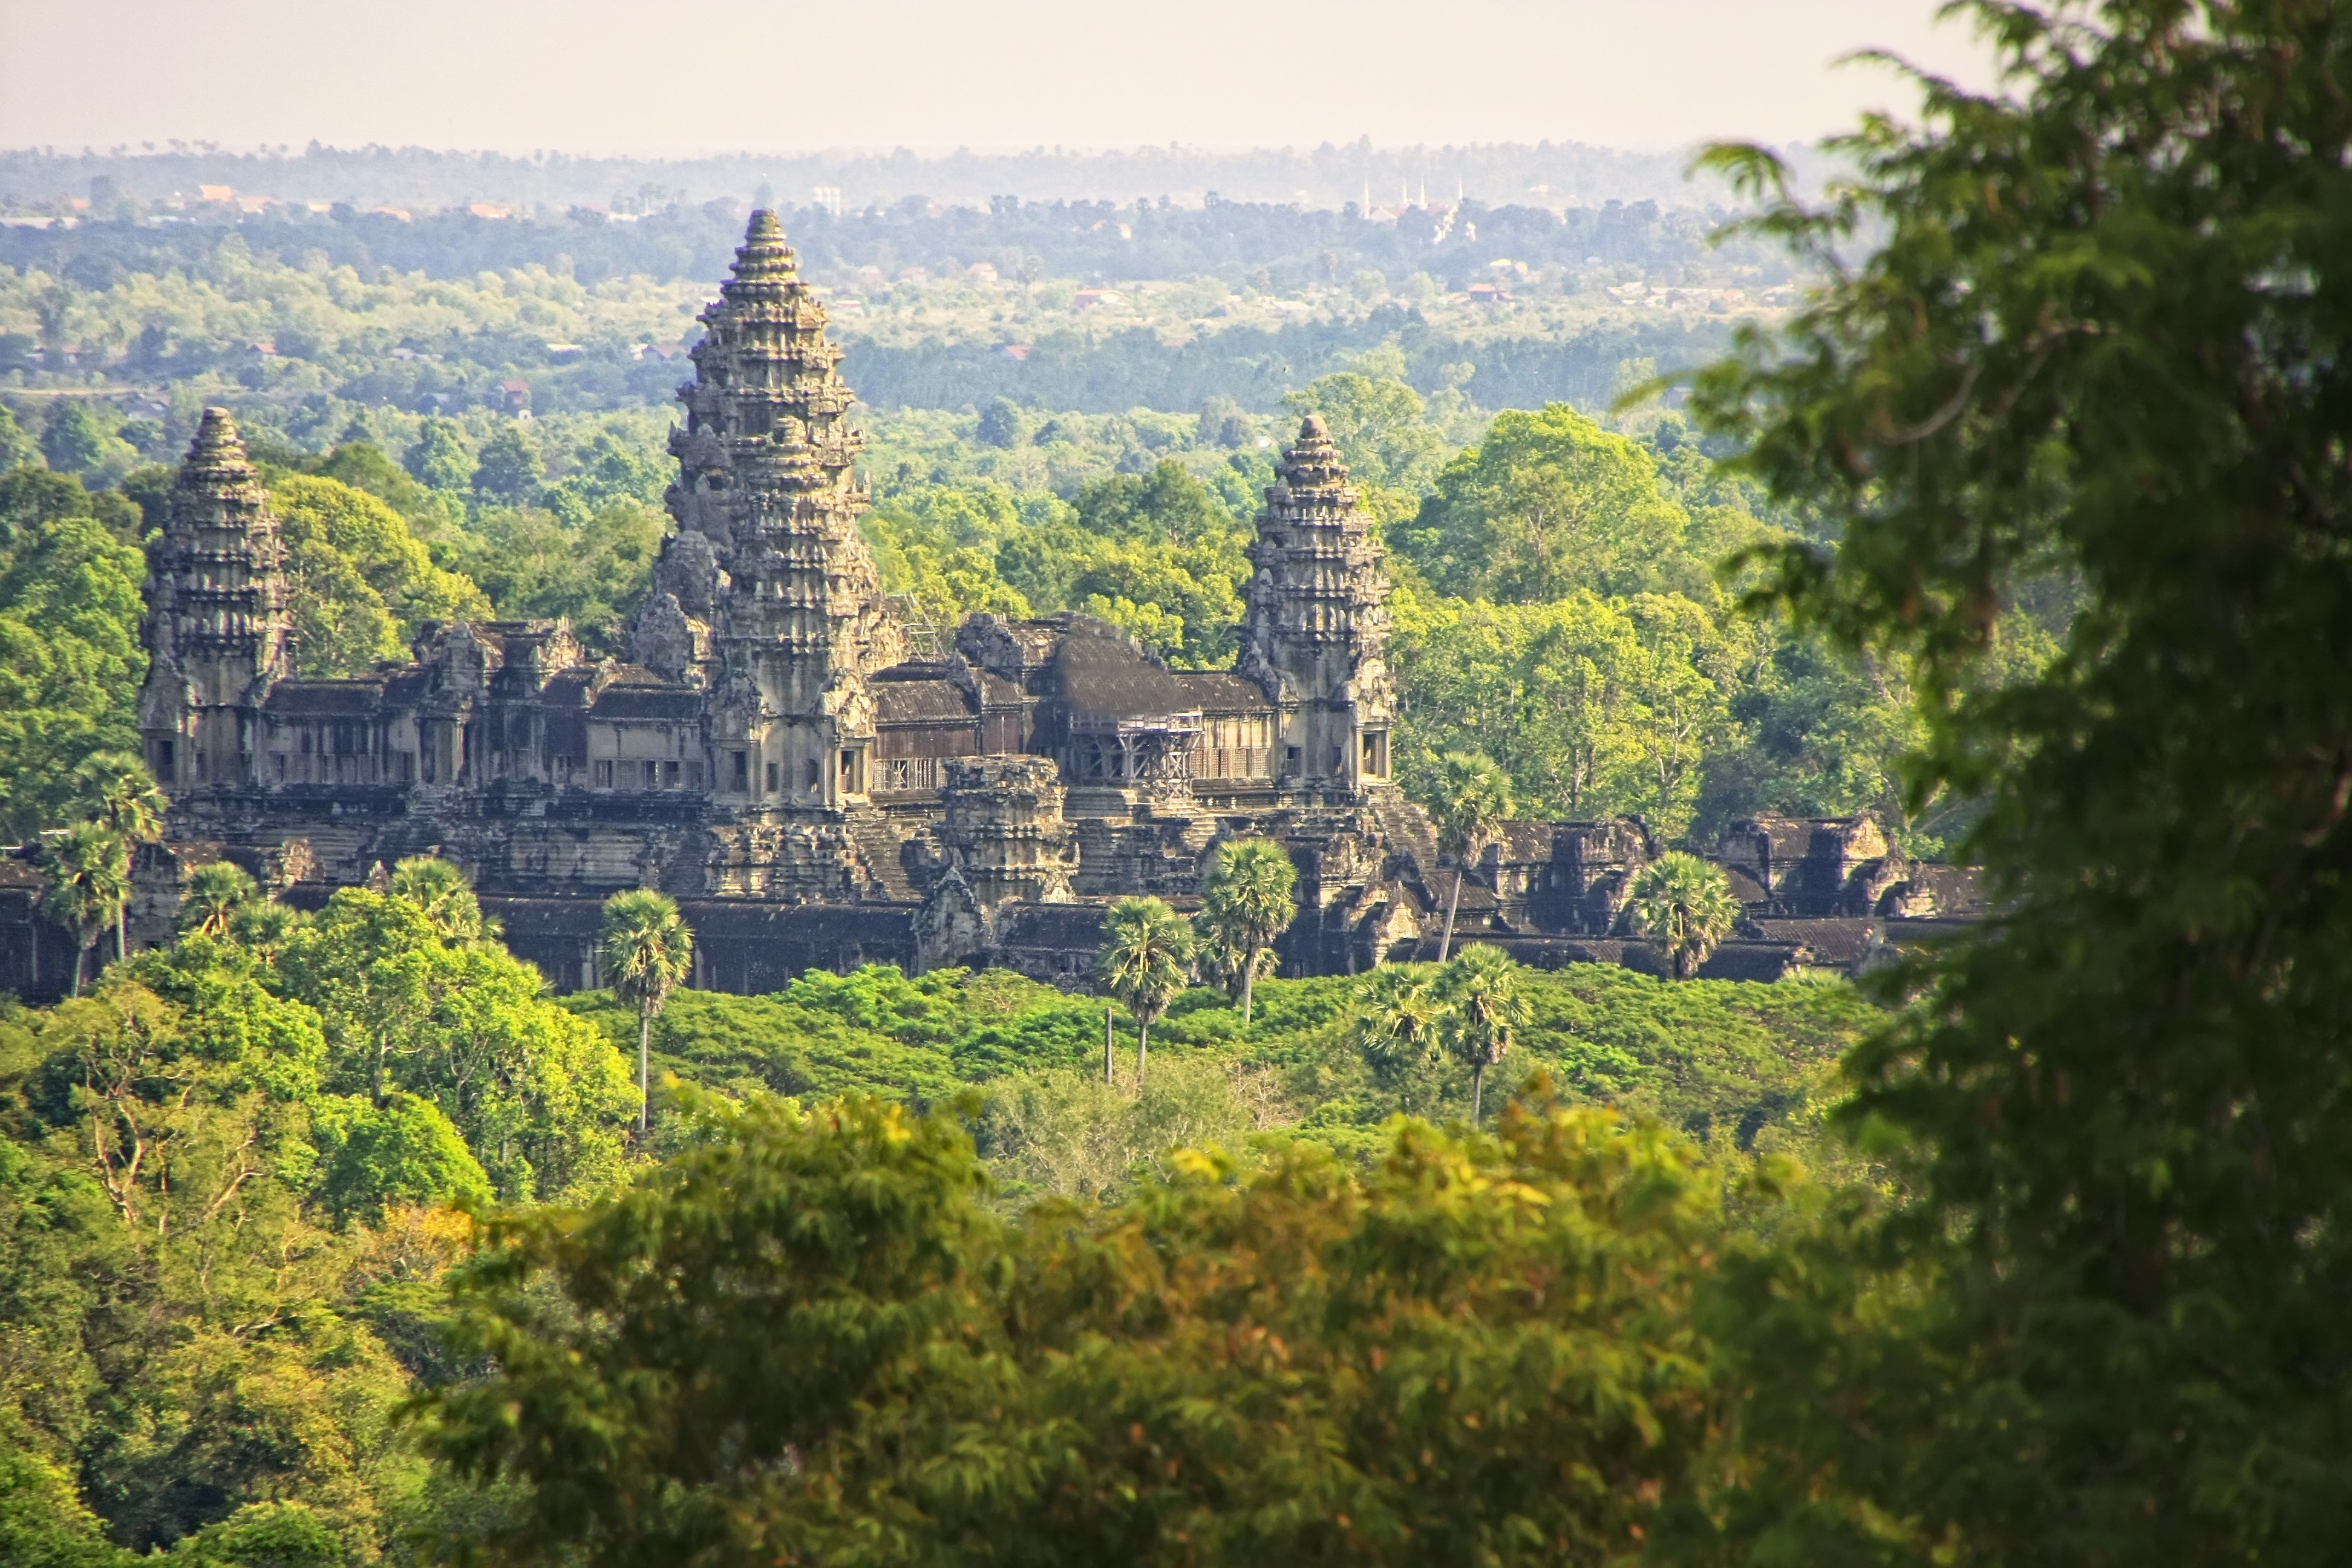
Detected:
left=11, top=212, right=1977, bottom=1007
left=197, top=184, right=234, bottom=203
left=498, top=379, right=532, bottom=414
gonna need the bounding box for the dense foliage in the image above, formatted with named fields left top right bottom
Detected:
left=1670, top=0, right=2352, bottom=1558
left=425, top=1091, right=1737, bottom=1568
left=0, top=826, right=1870, bottom=1566
left=0, top=863, right=638, bottom=1568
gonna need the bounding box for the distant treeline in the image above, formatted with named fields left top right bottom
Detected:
left=848, top=310, right=1727, bottom=414
left=1, top=194, right=1786, bottom=296
left=0, top=139, right=1777, bottom=211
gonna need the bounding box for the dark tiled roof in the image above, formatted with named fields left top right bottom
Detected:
left=876, top=680, right=976, bottom=723
left=265, top=680, right=385, bottom=717
left=381, top=669, right=431, bottom=704
left=1056, top=632, right=1187, bottom=719
left=1172, top=671, right=1272, bottom=713
left=541, top=668, right=597, bottom=707
left=872, top=660, right=961, bottom=682
left=975, top=672, right=1025, bottom=707
left=601, top=663, right=667, bottom=687
left=1491, top=821, right=1559, bottom=863
left=590, top=687, right=702, bottom=720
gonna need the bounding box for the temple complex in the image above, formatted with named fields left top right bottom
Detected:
left=0, top=213, right=1978, bottom=1002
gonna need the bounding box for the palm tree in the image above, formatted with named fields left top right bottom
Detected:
left=390, top=855, right=497, bottom=942
left=1096, top=896, right=1192, bottom=1088
left=1197, top=838, right=1298, bottom=1025
left=227, top=898, right=299, bottom=961
left=1439, top=944, right=1526, bottom=1126
left=39, top=823, right=131, bottom=998
left=599, top=889, right=694, bottom=1140
left=178, top=861, right=260, bottom=939
left=1628, top=851, right=1743, bottom=981
left=1429, top=753, right=1512, bottom=962
left=82, top=756, right=165, bottom=961
left=1351, top=966, right=1444, bottom=1106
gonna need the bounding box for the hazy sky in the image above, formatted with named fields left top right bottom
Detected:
left=1, top=0, right=1999, bottom=155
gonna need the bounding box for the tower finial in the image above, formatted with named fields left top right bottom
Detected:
left=186, top=406, right=253, bottom=474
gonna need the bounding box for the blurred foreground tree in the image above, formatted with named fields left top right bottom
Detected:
left=1674, top=1, right=2352, bottom=1558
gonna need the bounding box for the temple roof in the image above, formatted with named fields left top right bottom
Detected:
left=264, top=679, right=385, bottom=717
left=1172, top=671, right=1273, bottom=713
left=875, top=679, right=978, bottom=724
left=1054, top=629, right=1191, bottom=720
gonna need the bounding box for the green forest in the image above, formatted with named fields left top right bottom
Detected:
left=8, top=0, right=2352, bottom=1563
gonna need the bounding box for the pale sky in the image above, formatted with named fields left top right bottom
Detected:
left=0, top=0, right=1999, bottom=155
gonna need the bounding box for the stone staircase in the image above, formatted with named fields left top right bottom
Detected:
left=1370, top=792, right=1445, bottom=900
left=847, top=814, right=920, bottom=901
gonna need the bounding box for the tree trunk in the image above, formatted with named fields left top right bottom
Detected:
left=638, top=1010, right=652, bottom=1138
left=70, top=937, right=88, bottom=998
left=1135, top=1019, right=1148, bottom=1089
left=117, top=906, right=128, bottom=964
left=1439, top=869, right=1465, bottom=962
left=1104, top=1007, right=1115, bottom=1083
left=1240, top=950, right=1257, bottom=1026
left=1471, top=1062, right=1485, bottom=1126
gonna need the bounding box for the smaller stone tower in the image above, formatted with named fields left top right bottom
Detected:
left=1236, top=416, right=1397, bottom=797
left=137, top=408, right=291, bottom=793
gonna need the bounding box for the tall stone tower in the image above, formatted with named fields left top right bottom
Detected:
left=636, top=210, right=903, bottom=818
left=1237, top=416, right=1397, bottom=797
left=137, top=407, right=291, bottom=794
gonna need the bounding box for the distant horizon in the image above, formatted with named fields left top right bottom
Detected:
left=1, top=1, right=1997, bottom=157
left=0, top=137, right=1836, bottom=215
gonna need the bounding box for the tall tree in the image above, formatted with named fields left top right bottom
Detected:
left=1428, top=752, right=1512, bottom=962
left=1436, top=944, right=1525, bottom=1126
left=80, top=754, right=164, bottom=960
left=1677, top=1, right=2352, bottom=1555
left=1397, top=403, right=1696, bottom=601
left=1350, top=965, right=1445, bottom=1113
left=1195, top=838, right=1298, bottom=1025
left=39, top=822, right=129, bottom=997
left=1627, top=851, right=1742, bottom=981
left=388, top=855, right=494, bottom=943
left=1095, top=896, right=1192, bottom=1087
left=176, top=861, right=259, bottom=941
left=598, top=890, right=692, bottom=1140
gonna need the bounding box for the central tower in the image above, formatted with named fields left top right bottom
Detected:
left=637, top=210, right=903, bottom=826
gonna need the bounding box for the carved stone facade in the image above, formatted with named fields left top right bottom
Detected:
left=42, top=213, right=1975, bottom=1004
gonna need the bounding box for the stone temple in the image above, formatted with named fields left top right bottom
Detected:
left=0, top=213, right=1978, bottom=999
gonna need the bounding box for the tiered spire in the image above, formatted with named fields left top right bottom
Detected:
left=1240, top=416, right=1392, bottom=674
left=139, top=407, right=293, bottom=788
left=658, top=212, right=900, bottom=672
left=1237, top=416, right=1396, bottom=789
left=676, top=207, right=863, bottom=488
left=145, top=408, right=290, bottom=680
